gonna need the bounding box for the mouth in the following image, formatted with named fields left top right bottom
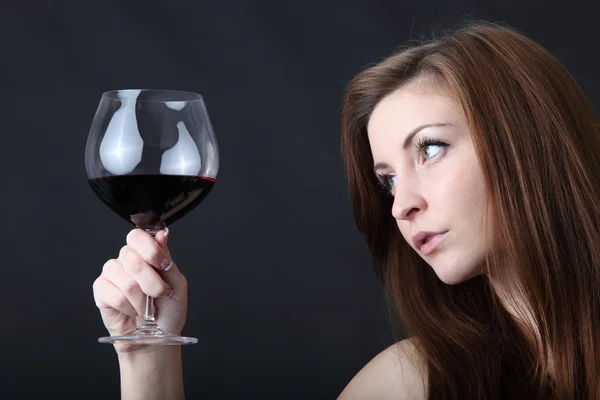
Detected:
left=412, top=231, right=448, bottom=255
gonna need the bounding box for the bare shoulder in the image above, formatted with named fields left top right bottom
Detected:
left=337, top=338, right=427, bottom=400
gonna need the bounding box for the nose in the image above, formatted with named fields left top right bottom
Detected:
left=391, top=186, right=426, bottom=221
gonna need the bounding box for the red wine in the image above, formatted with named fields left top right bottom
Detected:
left=88, top=174, right=215, bottom=228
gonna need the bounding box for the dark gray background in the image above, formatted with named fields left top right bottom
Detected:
left=1, top=1, right=597, bottom=398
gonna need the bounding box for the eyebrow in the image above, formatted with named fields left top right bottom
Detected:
left=373, top=123, right=452, bottom=172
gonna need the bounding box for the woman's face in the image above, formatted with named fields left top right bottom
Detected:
left=367, top=83, right=489, bottom=285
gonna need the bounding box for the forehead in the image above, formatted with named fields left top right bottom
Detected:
left=367, top=85, right=462, bottom=143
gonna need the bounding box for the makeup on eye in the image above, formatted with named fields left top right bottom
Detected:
left=375, top=136, right=449, bottom=193
left=376, top=173, right=397, bottom=193
left=415, top=136, right=449, bottom=161
left=372, top=125, right=453, bottom=173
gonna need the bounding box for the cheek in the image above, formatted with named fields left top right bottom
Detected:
left=429, top=168, right=468, bottom=212
left=432, top=159, right=486, bottom=214
left=397, top=221, right=413, bottom=247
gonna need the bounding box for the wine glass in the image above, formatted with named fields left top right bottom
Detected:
left=85, top=89, right=219, bottom=345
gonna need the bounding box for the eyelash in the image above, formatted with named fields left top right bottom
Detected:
left=375, top=136, right=449, bottom=193
left=415, top=136, right=448, bottom=157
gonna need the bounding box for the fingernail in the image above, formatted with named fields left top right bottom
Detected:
left=161, top=259, right=173, bottom=271
left=164, top=227, right=169, bottom=238
left=163, top=288, right=174, bottom=299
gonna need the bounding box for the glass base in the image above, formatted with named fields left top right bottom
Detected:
left=98, top=327, right=198, bottom=345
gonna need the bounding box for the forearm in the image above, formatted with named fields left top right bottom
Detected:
left=118, top=346, right=185, bottom=400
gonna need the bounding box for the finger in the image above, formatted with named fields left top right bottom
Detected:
left=101, top=259, right=147, bottom=316
left=155, top=229, right=190, bottom=292
left=120, top=248, right=173, bottom=299
left=93, top=276, right=138, bottom=318
left=154, top=228, right=169, bottom=254
left=125, top=229, right=186, bottom=291
left=126, top=229, right=173, bottom=271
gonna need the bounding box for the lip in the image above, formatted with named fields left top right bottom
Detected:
left=412, top=231, right=448, bottom=255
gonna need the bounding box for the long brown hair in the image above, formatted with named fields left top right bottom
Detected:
left=341, top=21, right=600, bottom=399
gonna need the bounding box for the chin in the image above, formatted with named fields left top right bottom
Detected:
left=431, top=264, right=482, bottom=286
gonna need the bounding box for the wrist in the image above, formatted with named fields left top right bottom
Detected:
left=117, top=346, right=184, bottom=400
left=117, top=344, right=181, bottom=366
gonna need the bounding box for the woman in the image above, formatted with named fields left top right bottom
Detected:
left=93, top=21, right=600, bottom=399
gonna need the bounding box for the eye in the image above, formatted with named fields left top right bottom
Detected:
left=415, top=136, right=448, bottom=161
left=376, top=173, right=396, bottom=193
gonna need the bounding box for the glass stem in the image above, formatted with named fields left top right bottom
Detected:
left=142, top=296, right=157, bottom=326
left=138, top=228, right=162, bottom=330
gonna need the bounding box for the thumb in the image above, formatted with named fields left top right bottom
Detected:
left=155, top=228, right=185, bottom=289
left=155, top=227, right=171, bottom=256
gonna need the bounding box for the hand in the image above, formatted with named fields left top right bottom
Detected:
left=92, top=228, right=188, bottom=353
